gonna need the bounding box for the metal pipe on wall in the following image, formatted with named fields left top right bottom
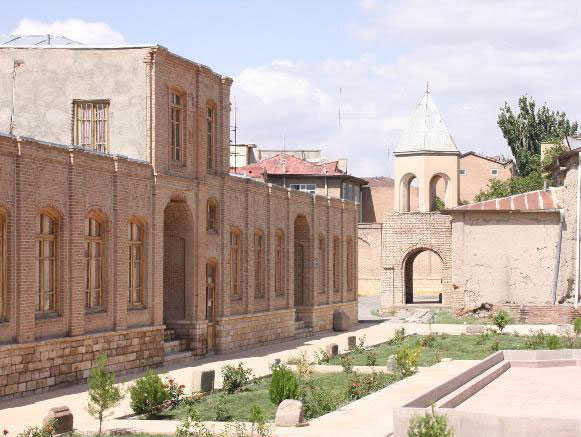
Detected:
left=552, top=208, right=564, bottom=304
left=575, top=155, right=581, bottom=309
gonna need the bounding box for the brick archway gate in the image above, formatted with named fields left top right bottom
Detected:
left=380, top=212, right=453, bottom=313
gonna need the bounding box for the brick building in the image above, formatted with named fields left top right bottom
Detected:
left=0, top=42, right=358, bottom=399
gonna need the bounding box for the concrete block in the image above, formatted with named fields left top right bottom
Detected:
left=275, top=399, right=304, bottom=427
left=325, top=343, right=339, bottom=357
left=192, top=369, right=215, bottom=393
left=347, top=335, right=357, bottom=350
left=43, top=406, right=73, bottom=433
left=333, top=310, right=350, bottom=331
left=466, top=325, right=485, bottom=334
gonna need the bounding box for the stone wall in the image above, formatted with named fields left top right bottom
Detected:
left=496, top=304, right=581, bottom=325
left=358, top=223, right=382, bottom=296
left=0, top=326, right=164, bottom=400
left=296, top=301, right=358, bottom=333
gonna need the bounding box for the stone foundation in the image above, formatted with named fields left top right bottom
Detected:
left=215, top=309, right=296, bottom=353
left=0, top=326, right=164, bottom=400
left=296, top=301, right=358, bottom=333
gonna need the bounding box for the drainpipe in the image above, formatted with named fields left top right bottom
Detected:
left=575, top=153, right=581, bottom=309
left=552, top=208, right=564, bottom=304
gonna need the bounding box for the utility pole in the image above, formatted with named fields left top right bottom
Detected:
left=9, top=59, right=24, bottom=135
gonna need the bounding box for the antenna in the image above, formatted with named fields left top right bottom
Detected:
left=338, top=87, right=342, bottom=128
left=426, top=81, right=429, bottom=93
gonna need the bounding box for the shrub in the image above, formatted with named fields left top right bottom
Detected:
left=346, top=372, right=394, bottom=401
left=392, top=327, right=406, bottom=344
left=213, top=394, right=233, bottom=422
left=299, top=379, right=342, bottom=419
left=17, top=420, right=56, bottom=437
left=490, top=338, right=500, bottom=352
left=294, top=350, right=313, bottom=379
left=574, top=317, right=581, bottom=336
left=87, top=354, right=124, bottom=436
left=394, top=345, right=421, bottom=378
left=366, top=351, right=377, bottom=366
left=249, top=404, right=270, bottom=437
left=492, top=310, right=512, bottom=333
left=221, top=362, right=254, bottom=394
left=340, top=355, right=353, bottom=373
left=165, top=376, right=186, bottom=408
left=420, top=334, right=437, bottom=348
left=526, top=329, right=548, bottom=349
left=314, top=348, right=330, bottom=364
left=269, top=364, right=299, bottom=405
left=407, top=405, right=454, bottom=437
left=129, top=370, right=169, bottom=417
left=176, top=411, right=213, bottom=437
left=351, top=335, right=367, bottom=354
left=546, top=334, right=561, bottom=350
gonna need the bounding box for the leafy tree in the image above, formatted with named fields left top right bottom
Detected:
left=498, top=95, right=578, bottom=176
left=87, top=354, right=123, bottom=436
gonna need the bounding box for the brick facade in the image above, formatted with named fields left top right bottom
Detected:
left=0, top=46, right=358, bottom=398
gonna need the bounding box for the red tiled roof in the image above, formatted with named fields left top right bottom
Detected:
left=451, top=190, right=559, bottom=212
left=234, top=154, right=345, bottom=177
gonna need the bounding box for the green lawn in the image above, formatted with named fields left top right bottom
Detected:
left=431, top=309, right=487, bottom=325
left=156, top=372, right=375, bottom=422
left=327, top=333, right=532, bottom=367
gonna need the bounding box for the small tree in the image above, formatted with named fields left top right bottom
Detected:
left=574, top=317, right=581, bottom=337
left=87, top=354, right=123, bottom=437
left=408, top=405, right=454, bottom=437
left=492, top=310, right=512, bottom=334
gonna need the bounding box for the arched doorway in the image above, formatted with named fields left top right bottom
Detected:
left=400, top=173, right=420, bottom=212
left=429, top=173, right=450, bottom=211
left=404, top=249, right=443, bottom=304
left=294, top=215, right=310, bottom=307
left=163, top=198, right=194, bottom=322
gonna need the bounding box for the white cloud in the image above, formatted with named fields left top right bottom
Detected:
left=232, top=0, right=581, bottom=177
left=11, top=18, right=125, bottom=45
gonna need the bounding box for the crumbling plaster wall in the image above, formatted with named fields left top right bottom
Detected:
left=451, top=211, right=560, bottom=309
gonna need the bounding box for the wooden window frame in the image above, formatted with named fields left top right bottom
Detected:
left=275, top=230, right=284, bottom=296
left=230, top=228, right=241, bottom=297
left=73, top=100, right=110, bottom=153
left=128, top=219, right=144, bottom=307
left=318, top=235, right=326, bottom=294
left=35, top=211, right=58, bottom=315
left=206, top=261, right=217, bottom=322
left=85, top=216, right=104, bottom=312
left=207, top=199, right=218, bottom=233
left=207, top=103, right=216, bottom=171
left=333, top=236, right=341, bottom=293
left=254, top=230, right=265, bottom=298
left=170, top=91, right=184, bottom=164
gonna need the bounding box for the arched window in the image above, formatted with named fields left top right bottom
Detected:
left=128, top=220, right=144, bottom=306
left=318, top=235, right=326, bottom=294
left=230, top=228, right=241, bottom=297
left=275, top=230, right=284, bottom=296
left=346, top=237, right=353, bottom=292
left=85, top=216, right=104, bottom=310
left=333, top=236, right=341, bottom=293
left=207, top=199, right=218, bottom=232
left=0, top=212, right=5, bottom=319
left=36, top=212, right=58, bottom=313
left=170, top=91, right=183, bottom=163
left=254, top=230, right=265, bottom=297
left=207, top=103, right=216, bottom=171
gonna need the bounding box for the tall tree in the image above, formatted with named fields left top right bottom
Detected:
left=498, top=95, right=579, bottom=176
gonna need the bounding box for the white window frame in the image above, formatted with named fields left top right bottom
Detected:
left=289, top=184, right=316, bottom=194
left=490, top=168, right=499, bottom=176
left=460, top=169, right=467, bottom=176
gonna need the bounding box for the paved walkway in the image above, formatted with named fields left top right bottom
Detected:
left=0, top=321, right=568, bottom=435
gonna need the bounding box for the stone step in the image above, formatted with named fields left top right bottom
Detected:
left=164, top=350, right=193, bottom=366
left=164, top=329, right=176, bottom=342
left=295, top=327, right=313, bottom=339
left=295, top=320, right=306, bottom=330
left=163, top=339, right=187, bottom=354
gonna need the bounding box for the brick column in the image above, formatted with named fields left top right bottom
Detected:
left=15, top=146, right=35, bottom=343
left=244, top=181, right=253, bottom=314
left=151, top=178, right=163, bottom=327
left=220, top=179, right=230, bottom=317
left=267, top=185, right=274, bottom=312
left=326, top=197, right=332, bottom=306
left=340, top=201, right=346, bottom=303
left=67, top=150, right=85, bottom=337
left=112, top=159, right=128, bottom=331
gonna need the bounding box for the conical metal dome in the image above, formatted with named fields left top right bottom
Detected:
left=395, top=92, right=458, bottom=154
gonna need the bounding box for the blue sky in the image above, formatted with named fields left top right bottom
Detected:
left=3, top=0, right=581, bottom=177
